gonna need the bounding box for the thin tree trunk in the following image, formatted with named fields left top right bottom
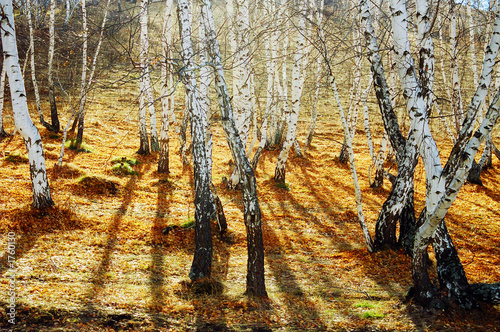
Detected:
left=305, top=0, right=324, bottom=153
left=26, top=0, right=54, bottom=132
left=75, top=0, right=111, bottom=148
left=0, top=62, right=8, bottom=138
left=450, top=2, right=464, bottom=133
left=159, top=0, right=175, bottom=173
left=47, top=0, right=59, bottom=132
left=1, top=0, right=54, bottom=209
left=74, top=0, right=88, bottom=148
left=228, top=0, right=253, bottom=189
left=140, top=0, right=159, bottom=152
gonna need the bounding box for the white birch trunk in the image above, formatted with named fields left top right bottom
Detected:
left=74, top=0, right=88, bottom=147
left=199, top=0, right=267, bottom=296
left=304, top=0, right=324, bottom=152
left=47, top=0, right=59, bottom=132
left=0, top=62, right=7, bottom=137
left=228, top=0, right=253, bottom=189
left=1, top=0, right=54, bottom=208
left=75, top=0, right=111, bottom=147
left=65, top=0, right=71, bottom=24
left=140, top=0, right=159, bottom=152
left=26, top=0, right=45, bottom=126
left=331, top=76, right=374, bottom=252
left=159, top=0, right=175, bottom=173
left=177, top=0, right=214, bottom=281
left=274, top=0, right=305, bottom=183
left=450, top=3, right=464, bottom=133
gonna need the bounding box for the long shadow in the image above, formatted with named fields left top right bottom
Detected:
left=148, top=175, right=175, bottom=331
left=0, top=206, right=94, bottom=276
left=79, top=162, right=148, bottom=320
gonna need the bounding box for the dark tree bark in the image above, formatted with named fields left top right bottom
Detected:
left=200, top=0, right=267, bottom=297
left=177, top=0, right=214, bottom=280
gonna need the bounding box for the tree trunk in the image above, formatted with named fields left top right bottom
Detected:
left=1, top=0, right=54, bottom=209
left=47, top=0, right=60, bottom=132
left=274, top=0, right=305, bottom=183
left=304, top=0, right=324, bottom=153
left=200, top=0, right=267, bottom=297
left=158, top=0, right=175, bottom=173
left=140, top=0, right=159, bottom=152
left=75, top=0, right=88, bottom=148
left=177, top=0, right=214, bottom=281
left=0, top=62, right=9, bottom=138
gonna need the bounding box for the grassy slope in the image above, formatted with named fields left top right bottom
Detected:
left=0, top=69, right=499, bottom=331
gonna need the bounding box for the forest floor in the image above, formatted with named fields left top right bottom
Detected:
left=1, top=72, right=500, bottom=331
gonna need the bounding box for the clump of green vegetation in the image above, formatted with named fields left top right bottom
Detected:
left=354, top=300, right=385, bottom=319
left=275, top=182, right=291, bottom=191
left=76, top=175, right=120, bottom=195
left=361, top=311, right=385, bottom=319
left=111, top=156, right=140, bottom=166
left=110, top=156, right=140, bottom=176
left=180, top=218, right=195, bottom=229
left=3, top=152, right=29, bottom=164
left=354, top=300, right=376, bottom=309
left=65, top=139, right=92, bottom=153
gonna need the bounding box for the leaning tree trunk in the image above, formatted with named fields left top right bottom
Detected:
left=200, top=0, right=267, bottom=297
left=360, top=0, right=417, bottom=253
left=0, top=62, right=8, bottom=138
left=177, top=0, right=214, bottom=281
left=1, top=0, right=54, bottom=209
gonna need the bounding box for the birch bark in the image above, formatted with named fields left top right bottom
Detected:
left=0, top=62, right=8, bottom=138
left=140, top=0, right=159, bottom=152
left=274, top=0, right=305, bottom=183
left=75, top=0, right=111, bottom=148
left=177, top=0, right=214, bottom=281
left=47, top=0, right=60, bottom=132
left=1, top=0, right=54, bottom=208
left=159, top=0, right=175, bottom=173
left=199, top=0, right=267, bottom=296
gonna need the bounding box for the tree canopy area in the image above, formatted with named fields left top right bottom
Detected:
left=1, top=0, right=500, bottom=330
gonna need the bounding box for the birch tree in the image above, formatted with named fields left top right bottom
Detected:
left=137, top=0, right=159, bottom=154
left=159, top=0, right=175, bottom=173
left=1, top=0, right=54, bottom=208
left=370, top=0, right=500, bottom=307
left=26, top=0, right=58, bottom=132
left=47, top=0, right=60, bottom=133
left=274, top=0, right=306, bottom=183
left=227, top=0, right=253, bottom=189
left=200, top=0, right=267, bottom=296
left=177, top=0, right=215, bottom=281
left=0, top=62, right=8, bottom=138
left=74, top=0, right=111, bottom=149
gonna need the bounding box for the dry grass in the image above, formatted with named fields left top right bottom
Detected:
left=0, top=67, right=499, bottom=331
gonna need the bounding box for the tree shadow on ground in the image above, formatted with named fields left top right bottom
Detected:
left=79, top=161, right=150, bottom=321
left=0, top=205, right=96, bottom=276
